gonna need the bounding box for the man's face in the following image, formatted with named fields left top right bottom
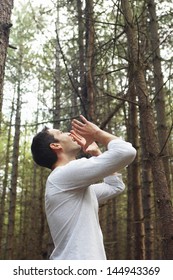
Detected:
left=48, top=129, right=81, bottom=154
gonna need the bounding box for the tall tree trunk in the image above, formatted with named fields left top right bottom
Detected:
left=105, top=199, right=116, bottom=260
left=140, top=119, right=155, bottom=259
left=0, top=98, right=14, bottom=258
left=0, top=0, right=13, bottom=128
left=147, top=0, right=171, bottom=190
left=38, top=168, right=46, bottom=259
left=105, top=200, right=112, bottom=259
left=6, top=78, right=22, bottom=259
left=121, top=0, right=173, bottom=259
left=77, top=0, right=87, bottom=117
left=126, top=171, right=134, bottom=259
left=136, top=2, right=155, bottom=259
left=112, top=198, right=119, bottom=259
left=5, top=44, right=23, bottom=259
left=85, top=0, right=95, bottom=121
left=53, top=0, right=61, bottom=128
left=17, top=123, right=28, bottom=259
left=127, top=77, right=145, bottom=259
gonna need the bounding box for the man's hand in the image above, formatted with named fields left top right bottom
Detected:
left=70, top=130, right=101, bottom=156
left=72, top=114, right=118, bottom=147
left=71, top=115, right=100, bottom=148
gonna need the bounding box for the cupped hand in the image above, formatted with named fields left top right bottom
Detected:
left=70, top=130, right=86, bottom=148
left=71, top=115, right=100, bottom=148
left=70, top=130, right=101, bottom=156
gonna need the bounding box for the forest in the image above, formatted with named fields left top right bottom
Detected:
left=0, top=0, right=173, bottom=260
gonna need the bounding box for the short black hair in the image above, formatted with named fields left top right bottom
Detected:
left=31, top=127, right=58, bottom=169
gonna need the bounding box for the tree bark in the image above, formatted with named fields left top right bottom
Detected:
left=147, top=0, right=171, bottom=190
left=77, top=0, right=87, bottom=117
left=121, top=0, right=173, bottom=259
left=53, top=0, right=61, bottom=128
left=0, top=98, right=14, bottom=258
left=0, top=0, right=13, bottom=128
left=140, top=118, right=154, bottom=259
left=127, top=77, right=145, bottom=259
left=5, top=38, right=23, bottom=258
left=6, top=78, right=21, bottom=259
left=85, top=0, right=96, bottom=121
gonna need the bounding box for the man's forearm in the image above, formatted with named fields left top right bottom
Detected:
left=94, top=129, right=118, bottom=147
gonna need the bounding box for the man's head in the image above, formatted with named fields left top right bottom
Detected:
left=31, top=127, right=81, bottom=169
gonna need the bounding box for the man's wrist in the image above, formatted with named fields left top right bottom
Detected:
left=93, top=128, right=102, bottom=142
left=93, top=129, right=119, bottom=147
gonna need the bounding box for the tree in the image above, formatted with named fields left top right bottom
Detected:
left=121, top=0, right=173, bottom=259
left=85, top=0, right=96, bottom=120
left=0, top=0, right=13, bottom=128
left=0, top=99, right=14, bottom=258
left=0, top=0, right=173, bottom=260
left=147, top=0, right=171, bottom=190
left=127, top=71, right=145, bottom=259
left=6, top=51, right=22, bottom=259
left=3, top=2, right=48, bottom=259
left=53, top=0, right=61, bottom=128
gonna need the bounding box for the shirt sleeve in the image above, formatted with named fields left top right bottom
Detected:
left=48, top=139, right=136, bottom=190
left=91, top=173, right=125, bottom=204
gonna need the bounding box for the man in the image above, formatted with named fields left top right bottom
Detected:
left=31, top=115, right=136, bottom=260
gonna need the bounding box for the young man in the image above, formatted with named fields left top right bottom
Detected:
left=31, top=115, right=136, bottom=260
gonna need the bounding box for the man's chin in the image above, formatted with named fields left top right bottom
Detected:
left=78, top=145, right=82, bottom=151
left=76, top=145, right=82, bottom=154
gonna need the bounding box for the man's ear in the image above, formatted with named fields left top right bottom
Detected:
left=50, top=143, right=62, bottom=151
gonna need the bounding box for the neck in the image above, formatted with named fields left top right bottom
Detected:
left=51, top=153, right=77, bottom=170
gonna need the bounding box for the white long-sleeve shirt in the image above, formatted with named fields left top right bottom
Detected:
left=45, top=139, right=136, bottom=260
